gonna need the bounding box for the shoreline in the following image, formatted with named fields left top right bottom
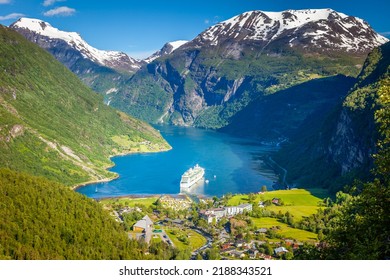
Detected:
left=96, top=194, right=162, bottom=202
left=72, top=145, right=172, bottom=191
left=73, top=128, right=284, bottom=199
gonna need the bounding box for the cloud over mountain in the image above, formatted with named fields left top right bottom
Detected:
left=43, top=6, right=75, bottom=17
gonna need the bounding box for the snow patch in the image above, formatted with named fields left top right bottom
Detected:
left=106, top=87, right=118, bottom=94
left=12, top=18, right=140, bottom=69
left=197, top=8, right=388, bottom=53
left=145, top=40, right=189, bottom=63
left=168, top=40, right=188, bottom=51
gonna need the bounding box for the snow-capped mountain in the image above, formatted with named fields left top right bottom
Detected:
left=10, top=18, right=142, bottom=73
left=110, top=9, right=389, bottom=128
left=145, top=40, right=188, bottom=63
left=191, top=9, right=388, bottom=54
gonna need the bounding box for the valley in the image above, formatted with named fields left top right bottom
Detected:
left=99, top=189, right=322, bottom=260
left=0, top=4, right=389, bottom=261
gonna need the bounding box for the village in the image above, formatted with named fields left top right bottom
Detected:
left=101, top=189, right=321, bottom=260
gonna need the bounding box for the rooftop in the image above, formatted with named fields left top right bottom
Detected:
left=133, top=215, right=153, bottom=230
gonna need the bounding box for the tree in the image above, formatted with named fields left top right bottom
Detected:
left=205, top=246, right=220, bottom=260
left=261, top=185, right=267, bottom=192
left=248, top=193, right=256, bottom=203
left=311, top=80, right=390, bottom=260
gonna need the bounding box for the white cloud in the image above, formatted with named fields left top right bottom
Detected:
left=44, top=6, right=75, bottom=17
left=0, top=13, right=25, bottom=21
left=43, top=0, right=65, bottom=7
left=204, top=19, right=210, bottom=25
left=0, top=0, right=11, bottom=4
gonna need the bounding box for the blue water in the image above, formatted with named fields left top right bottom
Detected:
left=76, top=126, right=278, bottom=198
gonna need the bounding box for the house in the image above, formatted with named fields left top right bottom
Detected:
left=274, top=246, right=289, bottom=256
left=229, top=250, right=246, bottom=259
left=220, top=243, right=232, bottom=250
left=284, top=239, right=295, bottom=246
left=132, top=215, right=153, bottom=244
left=248, top=249, right=259, bottom=259
left=225, top=206, right=239, bottom=216
left=199, top=210, right=215, bottom=223
left=258, top=253, right=273, bottom=260
left=235, top=239, right=246, bottom=248
left=258, top=201, right=265, bottom=208
left=237, top=203, right=253, bottom=212
left=199, top=208, right=226, bottom=223
left=133, top=215, right=153, bottom=232
left=255, top=228, right=268, bottom=234
left=213, top=208, right=227, bottom=219
left=200, top=203, right=253, bottom=223
left=272, top=198, right=280, bottom=205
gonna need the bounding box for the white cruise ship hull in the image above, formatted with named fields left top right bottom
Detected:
left=180, top=165, right=205, bottom=193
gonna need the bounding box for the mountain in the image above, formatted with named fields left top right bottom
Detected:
left=274, top=41, right=390, bottom=193
left=9, top=18, right=143, bottom=97
left=220, top=75, right=356, bottom=141
left=190, top=9, right=387, bottom=55
left=145, top=40, right=189, bottom=63
left=108, top=9, right=388, bottom=130
left=10, top=18, right=142, bottom=73
left=0, top=25, right=169, bottom=186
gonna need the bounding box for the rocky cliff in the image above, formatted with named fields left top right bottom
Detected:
left=109, top=9, right=387, bottom=131
left=274, top=42, right=390, bottom=192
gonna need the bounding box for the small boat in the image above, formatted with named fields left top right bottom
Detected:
left=95, top=186, right=98, bottom=193
left=213, top=175, right=217, bottom=179
left=205, top=179, right=209, bottom=184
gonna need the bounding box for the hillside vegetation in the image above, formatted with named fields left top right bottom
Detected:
left=0, top=26, right=169, bottom=186
left=274, top=42, right=390, bottom=193
left=0, top=169, right=149, bottom=260
left=228, top=189, right=323, bottom=220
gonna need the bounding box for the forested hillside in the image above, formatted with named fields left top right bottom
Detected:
left=274, top=42, right=390, bottom=193
left=295, top=78, right=390, bottom=259
left=0, top=169, right=147, bottom=259
left=0, top=25, right=169, bottom=186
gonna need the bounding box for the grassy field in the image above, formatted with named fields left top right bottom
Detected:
left=99, top=196, right=159, bottom=208
left=164, top=227, right=207, bottom=251
left=227, top=189, right=323, bottom=220
left=251, top=217, right=317, bottom=241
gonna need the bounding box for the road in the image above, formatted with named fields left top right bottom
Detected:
left=191, top=227, right=213, bottom=257
left=153, top=230, right=176, bottom=248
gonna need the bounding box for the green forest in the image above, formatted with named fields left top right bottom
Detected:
left=0, top=25, right=169, bottom=187
left=0, top=169, right=144, bottom=259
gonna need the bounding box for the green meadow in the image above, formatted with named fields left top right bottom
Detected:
left=251, top=217, right=318, bottom=241
left=164, top=227, right=207, bottom=251
left=228, top=189, right=324, bottom=220
left=99, top=196, right=159, bottom=208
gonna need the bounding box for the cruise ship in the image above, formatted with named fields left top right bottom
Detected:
left=180, top=164, right=205, bottom=192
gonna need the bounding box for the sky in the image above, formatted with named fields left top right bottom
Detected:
left=0, top=0, right=389, bottom=59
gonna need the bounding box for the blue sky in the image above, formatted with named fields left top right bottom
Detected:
left=1, top=0, right=389, bottom=59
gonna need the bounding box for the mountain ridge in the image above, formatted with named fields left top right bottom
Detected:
left=145, top=40, right=189, bottom=63
left=0, top=25, right=169, bottom=186
left=189, top=9, right=388, bottom=54
left=108, top=9, right=387, bottom=130
left=10, top=17, right=143, bottom=73
left=274, top=41, right=390, bottom=192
